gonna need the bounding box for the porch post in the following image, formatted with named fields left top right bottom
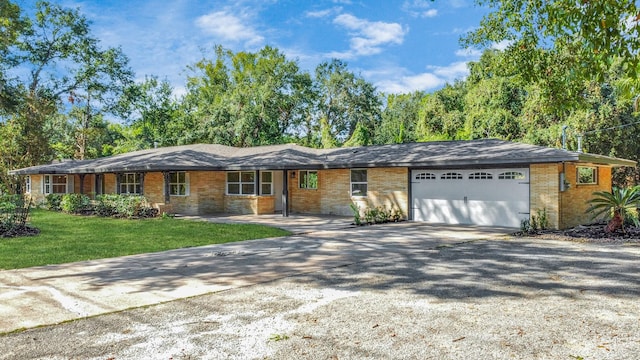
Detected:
left=79, top=174, right=85, bottom=194
left=115, top=173, right=121, bottom=195
left=282, top=170, right=289, bottom=217
left=139, top=172, right=145, bottom=195
left=163, top=171, right=171, bottom=203
left=255, top=170, right=260, bottom=195
left=94, top=174, right=100, bottom=196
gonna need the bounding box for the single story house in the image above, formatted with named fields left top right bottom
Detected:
left=9, top=139, right=636, bottom=229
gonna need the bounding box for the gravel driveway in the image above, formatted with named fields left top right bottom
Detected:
left=1, top=229, right=639, bottom=359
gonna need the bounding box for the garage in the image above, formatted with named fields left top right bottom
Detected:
left=411, top=168, right=530, bottom=228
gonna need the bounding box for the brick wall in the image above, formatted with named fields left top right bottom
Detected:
left=26, top=174, right=45, bottom=204
left=529, top=163, right=561, bottom=229
left=560, top=163, right=612, bottom=229
left=289, top=168, right=409, bottom=217
left=289, top=170, right=322, bottom=214
left=530, top=162, right=613, bottom=230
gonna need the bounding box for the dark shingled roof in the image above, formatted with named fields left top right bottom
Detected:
left=8, top=139, right=636, bottom=175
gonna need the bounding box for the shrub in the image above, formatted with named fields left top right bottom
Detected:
left=95, top=194, right=157, bottom=219
left=45, top=194, right=63, bottom=211
left=350, top=203, right=362, bottom=226
left=0, top=195, right=33, bottom=237
left=586, top=186, right=640, bottom=233
left=61, top=194, right=91, bottom=214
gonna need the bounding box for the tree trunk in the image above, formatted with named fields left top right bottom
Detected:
left=605, top=211, right=623, bottom=233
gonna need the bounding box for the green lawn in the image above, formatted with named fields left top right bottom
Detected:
left=0, top=209, right=290, bottom=270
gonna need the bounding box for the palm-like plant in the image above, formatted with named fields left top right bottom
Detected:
left=586, top=186, right=640, bottom=233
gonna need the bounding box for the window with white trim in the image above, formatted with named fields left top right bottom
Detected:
left=441, top=172, right=463, bottom=180
left=169, top=171, right=188, bottom=196
left=119, top=173, right=141, bottom=194
left=350, top=169, right=367, bottom=196
left=227, top=171, right=256, bottom=195
left=415, top=172, right=436, bottom=180
left=498, top=171, right=525, bottom=180
left=261, top=171, right=273, bottom=195
left=577, top=166, right=597, bottom=185
left=25, top=176, right=31, bottom=194
left=299, top=170, right=318, bottom=189
left=469, top=172, right=493, bottom=180
left=44, top=175, right=68, bottom=194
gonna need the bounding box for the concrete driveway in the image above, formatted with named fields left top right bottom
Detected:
left=0, top=218, right=511, bottom=334
left=2, top=219, right=639, bottom=359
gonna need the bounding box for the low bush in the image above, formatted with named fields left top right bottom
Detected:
left=95, top=194, right=158, bottom=219
left=61, top=194, right=91, bottom=214
left=0, top=194, right=35, bottom=237
left=45, top=194, right=63, bottom=211
left=352, top=204, right=405, bottom=225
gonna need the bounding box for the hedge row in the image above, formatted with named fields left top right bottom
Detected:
left=46, top=194, right=158, bottom=219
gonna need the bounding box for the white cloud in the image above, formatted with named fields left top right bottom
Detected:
left=491, top=40, right=512, bottom=51
left=371, top=61, right=470, bottom=94
left=402, top=0, right=439, bottom=18
left=305, top=7, right=342, bottom=18
left=428, top=61, right=469, bottom=81
left=195, top=10, right=264, bottom=46
left=332, top=14, right=407, bottom=57
left=455, top=48, right=482, bottom=58
left=422, top=9, right=438, bottom=18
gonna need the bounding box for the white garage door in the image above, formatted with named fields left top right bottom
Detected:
left=411, top=168, right=530, bottom=228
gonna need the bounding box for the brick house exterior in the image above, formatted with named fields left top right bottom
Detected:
left=10, top=140, right=634, bottom=229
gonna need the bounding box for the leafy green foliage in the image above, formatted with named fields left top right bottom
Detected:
left=586, top=186, right=640, bottom=233
left=95, top=194, right=157, bottom=218
left=45, top=194, right=63, bottom=211
left=60, top=194, right=91, bottom=214
left=0, top=194, right=32, bottom=237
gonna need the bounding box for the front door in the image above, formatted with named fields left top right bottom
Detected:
left=273, top=171, right=283, bottom=212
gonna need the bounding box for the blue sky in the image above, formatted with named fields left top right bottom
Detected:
left=19, top=0, right=494, bottom=95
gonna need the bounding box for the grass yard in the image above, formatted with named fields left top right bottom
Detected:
left=0, top=209, right=290, bottom=270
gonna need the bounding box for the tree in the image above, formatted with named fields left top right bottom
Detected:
left=116, top=76, right=178, bottom=150
left=0, top=1, right=133, bottom=192
left=183, top=46, right=313, bottom=147
left=313, top=59, right=381, bottom=147
left=586, top=186, right=640, bottom=233
left=463, top=0, right=640, bottom=89
left=375, top=91, right=424, bottom=144
left=415, top=81, right=467, bottom=141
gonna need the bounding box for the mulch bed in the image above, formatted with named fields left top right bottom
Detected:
left=0, top=225, right=41, bottom=238
left=515, top=222, right=640, bottom=244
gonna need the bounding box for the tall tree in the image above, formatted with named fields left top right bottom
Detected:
left=313, top=59, right=381, bottom=147
left=463, top=0, right=640, bottom=97
left=375, top=91, right=424, bottom=144
left=116, top=76, right=178, bottom=150
left=183, top=46, right=312, bottom=147
left=0, top=1, right=133, bottom=191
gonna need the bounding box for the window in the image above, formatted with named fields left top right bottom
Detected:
left=227, top=171, right=256, bottom=195
left=44, top=175, right=68, bottom=194
left=299, top=170, right=318, bottom=189
left=498, top=171, right=525, bottom=180
left=350, top=169, right=367, bottom=196
left=469, top=172, right=493, bottom=180
left=577, top=167, right=597, bottom=185
left=441, top=172, right=463, bottom=180
left=415, top=172, right=436, bottom=180
left=170, top=171, right=188, bottom=196
left=25, top=176, right=31, bottom=194
left=119, top=173, right=141, bottom=194
left=261, top=172, right=273, bottom=195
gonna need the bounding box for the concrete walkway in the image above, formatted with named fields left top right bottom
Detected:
left=0, top=217, right=513, bottom=334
